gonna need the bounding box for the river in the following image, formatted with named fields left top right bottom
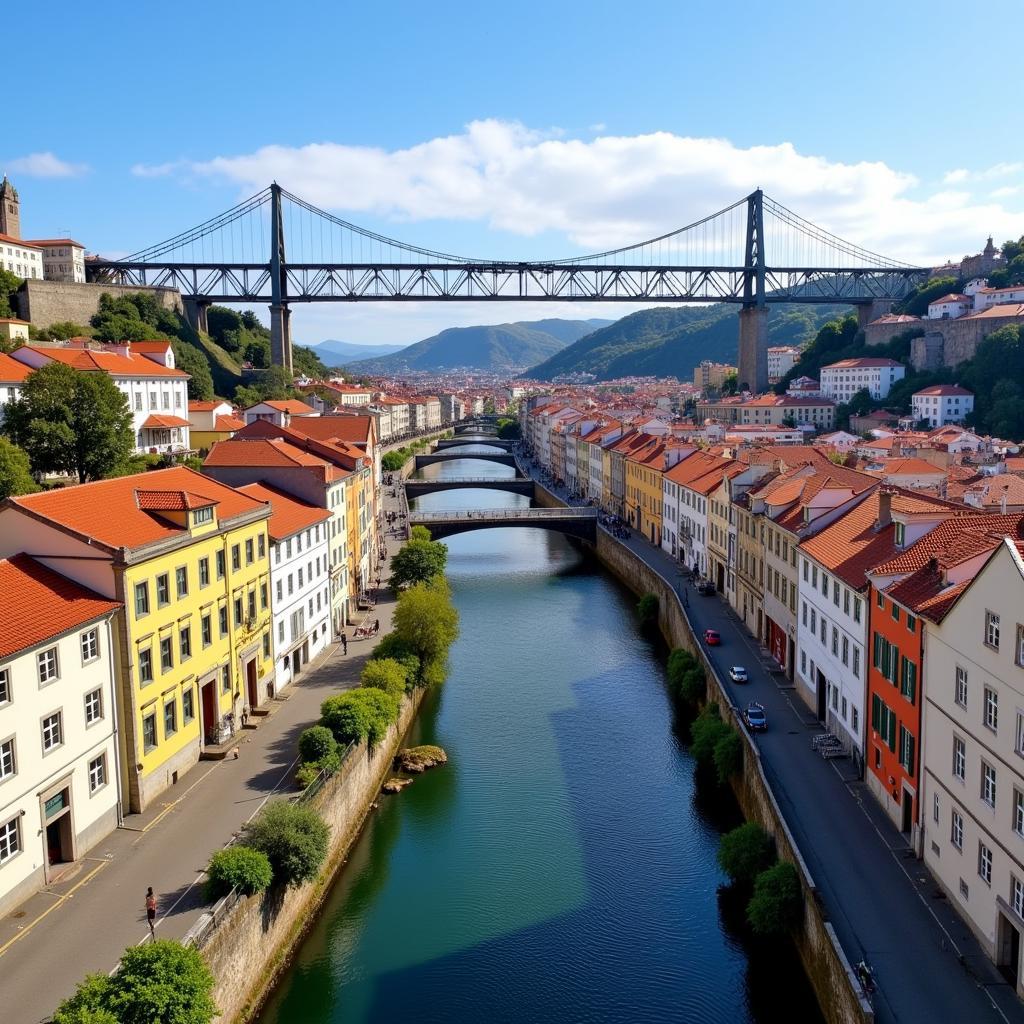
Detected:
left=257, top=440, right=822, bottom=1024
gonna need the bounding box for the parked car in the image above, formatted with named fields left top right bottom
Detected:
left=696, top=580, right=715, bottom=596
left=703, top=629, right=721, bottom=646
left=728, top=665, right=748, bottom=683
left=744, top=701, right=767, bottom=731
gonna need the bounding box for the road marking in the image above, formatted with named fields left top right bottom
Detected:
left=0, top=860, right=109, bottom=957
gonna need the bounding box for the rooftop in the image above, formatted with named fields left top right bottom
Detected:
left=236, top=481, right=331, bottom=541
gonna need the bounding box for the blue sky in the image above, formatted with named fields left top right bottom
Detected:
left=6, top=0, right=1023, bottom=346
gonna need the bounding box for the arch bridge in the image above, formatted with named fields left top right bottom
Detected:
left=409, top=507, right=597, bottom=541
left=404, top=477, right=534, bottom=499
left=415, top=451, right=518, bottom=470
left=435, top=437, right=514, bottom=451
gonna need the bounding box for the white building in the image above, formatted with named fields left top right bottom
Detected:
left=661, top=451, right=734, bottom=574
left=820, top=358, right=906, bottom=403
left=0, top=351, right=31, bottom=422
left=767, top=345, right=801, bottom=382
left=0, top=234, right=43, bottom=279
left=243, top=399, right=319, bottom=428
left=0, top=555, right=121, bottom=917
left=236, top=483, right=331, bottom=692
left=927, top=293, right=973, bottom=320
left=377, top=398, right=410, bottom=438
left=912, top=385, right=975, bottom=428
left=24, top=238, right=86, bottom=284
left=9, top=341, right=192, bottom=454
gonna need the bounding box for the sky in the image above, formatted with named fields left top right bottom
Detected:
left=5, top=0, right=1023, bottom=348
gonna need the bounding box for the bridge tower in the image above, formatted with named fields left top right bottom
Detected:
left=269, top=183, right=293, bottom=374
left=737, top=189, right=768, bottom=394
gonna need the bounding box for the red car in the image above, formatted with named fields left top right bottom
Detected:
left=703, top=629, right=721, bottom=646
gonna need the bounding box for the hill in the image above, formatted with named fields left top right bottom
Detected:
left=310, top=339, right=408, bottom=365
left=525, top=304, right=848, bottom=381
left=346, top=319, right=611, bottom=373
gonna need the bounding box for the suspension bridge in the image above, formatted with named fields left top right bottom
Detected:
left=86, top=185, right=929, bottom=391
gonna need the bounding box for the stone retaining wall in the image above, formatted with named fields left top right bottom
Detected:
left=16, top=279, right=183, bottom=328
left=199, top=689, right=425, bottom=1023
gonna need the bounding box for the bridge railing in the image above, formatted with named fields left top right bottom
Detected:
left=410, top=507, right=598, bottom=521
left=405, top=476, right=529, bottom=484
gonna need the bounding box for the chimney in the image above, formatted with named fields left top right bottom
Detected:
left=877, top=489, right=893, bottom=530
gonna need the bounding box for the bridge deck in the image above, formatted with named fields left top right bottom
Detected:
left=409, top=506, right=597, bottom=540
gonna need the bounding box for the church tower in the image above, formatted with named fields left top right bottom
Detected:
left=0, top=175, right=20, bottom=239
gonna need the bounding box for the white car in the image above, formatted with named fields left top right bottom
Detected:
left=729, top=666, right=749, bottom=683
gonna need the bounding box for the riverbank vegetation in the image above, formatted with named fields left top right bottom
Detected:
left=666, top=648, right=707, bottom=704
left=389, top=531, right=448, bottom=588
left=380, top=430, right=455, bottom=473
left=636, top=592, right=659, bottom=629
left=205, top=845, right=274, bottom=900
left=242, top=801, right=330, bottom=889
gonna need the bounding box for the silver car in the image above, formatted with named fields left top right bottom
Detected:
left=729, top=666, right=748, bottom=683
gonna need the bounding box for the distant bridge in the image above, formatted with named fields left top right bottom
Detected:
left=454, top=421, right=498, bottom=435
left=415, top=451, right=518, bottom=470
left=435, top=437, right=514, bottom=451
left=403, top=477, right=534, bottom=499
left=409, top=507, right=598, bottom=541
left=87, top=185, right=929, bottom=390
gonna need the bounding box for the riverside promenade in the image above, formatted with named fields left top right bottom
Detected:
left=1, top=475, right=410, bottom=1024
left=523, top=458, right=1024, bottom=1024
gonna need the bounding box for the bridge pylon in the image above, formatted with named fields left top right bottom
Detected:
left=269, top=183, right=293, bottom=374
left=738, top=189, right=769, bottom=393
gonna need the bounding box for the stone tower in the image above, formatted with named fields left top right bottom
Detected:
left=0, top=175, right=20, bottom=239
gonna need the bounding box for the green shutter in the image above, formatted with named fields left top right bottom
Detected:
left=872, top=694, right=881, bottom=733
left=874, top=632, right=882, bottom=669
left=907, top=733, right=915, bottom=777
left=887, top=707, right=897, bottom=753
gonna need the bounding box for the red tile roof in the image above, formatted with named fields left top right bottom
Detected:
left=0, top=351, right=32, bottom=382
left=236, top=482, right=331, bottom=541
left=9, top=467, right=267, bottom=552
left=19, top=345, right=189, bottom=379
left=214, top=414, right=245, bottom=432
left=204, top=437, right=343, bottom=474
left=259, top=399, right=317, bottom=414
left=136, top=489, right=216, bottom=511
left=23, top=237, right=84, bottom=248
left=141, top=414, right=190, bottom=429
left=823, top=357, right=903, bottom=369
left=0, top=554, right=120, bottom=658
left=0, top=233, right=41, bottom=249
left=914, top=385, right=973, bottom=397
left=871, top=514, right=1024, bottom=576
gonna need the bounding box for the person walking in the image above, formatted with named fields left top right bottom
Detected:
left=373, top=618, right=380, bottom=634
left=341, top=632, right=348, bottom=655
left=145, top=887, right=157, bottom=940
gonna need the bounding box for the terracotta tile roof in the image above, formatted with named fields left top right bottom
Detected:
left=129, top=340, right=172, bottom=353
left=136, top=489, right=216, bottom=511
left=885, top=566, right=970, bottom=623
left=0, top=317, right=30, bottom=325
left=0, top=554, right=120, bottom=659
left=0, top=351, right=32, bottom=382
left=260, top=399, right=317, bottom=414
left=952, top=473, right=1024, bottom=507
left=963, top=304, right=1024, bottom=320
left=188, top=400, right=224, bottom=411
left=0, top=233, right=41, bottom=248
left=871, top=458, right=946, bottom=477
left=928, top=294, right=971, bottom=304
left=823, top=357, right=904, bottom=368
left=204, top=437, right=342, bottom=474
left=800, top=489, right=963, bottom=589
left=871, top=514, right=1024, bottom=576
left=236, top=482, right=331, bottom=541
left=23, top=237, right=84, bottom=248
left=914, top=384, right=973, bottom=397
left=664, top=452, right=742, bottom=495
left=9, top=467, right=267, bottom=552
left=271, top=414, right=375, bottom=447
left=214, top=414, right=245, bottom=431
left=141, top=414, right=190, bottom=429
left=19, top=345, right=189, bottom=379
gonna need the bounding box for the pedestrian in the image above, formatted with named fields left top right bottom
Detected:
left=145, top=887, right=157, bottom=940
left=341, top=631, right=348, bottom=655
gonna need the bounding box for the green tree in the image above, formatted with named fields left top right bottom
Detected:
left=205, top=845, right=273, bottom=899
left=55, top=941, right=217, bottom=1024
left=171, top=341, right=215, bottom=401
left=292, top=344, right=328, bottom=379
left=747, top=861, right=803, bottom=936
left=381, top=450, right=407, bottom=472
left=409, top=524, right=432, bottom=542
left=4, top=362, right=134, bottom=482
left=717, top=822, right=775, bottom=886
left=233, top=365, right=295, bottom=408
left=243, top=800, right=329, bottom=888
left=690, top=703, right=731, bottom=766
left=298, top=725, right=337, bottom=764
left=388, top=538, right=448, bottom=588
left=897, top=276, right=960, bottom=317
left=392, top=579, right=460, bottom=684
left=320, top=688, right=400, bottom=745
left=39, top=320, right=88, bottom=341
left=361, top=657, right=409, bottom=699
left=636, top=592, right=659, bottom=627
left=713, top=728, right=743, bottom=784
left=721, top=371, right=738, bottom=395
left=0, top=437, right=40, bottom=499
left=0, top=267, right=21, bottom=322
left=496, top=417, right=522, bottom=439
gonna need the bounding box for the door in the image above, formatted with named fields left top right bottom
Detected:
left=46, top=820, right=64, bottom=865
left=816, top=670, right=827, bottom=723
left=999, top=914, right=1021, bottom=987
left=201, top=682, right=216, bottom=744
left=901, top=789, right=914, bottom=834
left=246, top=658, right=258, bottom=709
left=292, top=650, right=301, bottom=676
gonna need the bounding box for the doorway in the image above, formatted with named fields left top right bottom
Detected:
left=292, top=649, right=301, bottom=677
left=901, top=788, right=914, bottom=834
left=246, top=657, right=258, bottom=709
left=998, top=913, right=1021, bottom=988
left=816, top=669, right=827, bottom=723
left=43, top=792, right=73, bottom=871
left=200, top=681, right=217, bottom=744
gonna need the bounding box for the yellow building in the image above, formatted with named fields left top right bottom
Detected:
left=0, top=467, right=273, bottom=812
left=187, top=400, right=245, bottom=453
left=625, top=437, right=669, bottom=546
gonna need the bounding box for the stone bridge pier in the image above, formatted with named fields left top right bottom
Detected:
left=737, top=305, right=769, bottom=393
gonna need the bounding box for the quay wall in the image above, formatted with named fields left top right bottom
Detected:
left=16, top=279, right=183, bottom=328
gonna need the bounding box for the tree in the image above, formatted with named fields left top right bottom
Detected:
left=747, top=861, right=803, bottom=936
left=243, top=800, right=329, bottom=888
left=717, top=822, right=775, bottom=886
left=205, top=845, right=273, bottom=899
left=713, top=728, right=743, bottom=784
left=388, top=538, right=448, bottom=589
left=320, top=688, right=399, bottom=745
left=233, top=365, right=295, bottom=409
left=54, top=941, right=217, bottom=1024
left=361, top=657, right=409, bottom=699
left=721, top=372, right=738, bottom=395
left=0, top=437, right=40, bottom=499
left=636, top=592, right=659, bottom=627
left=409, top=524, right=432, bottom=542
left=171, top=342, right=215, bottom=401
left=690, top=703, right=730, bottom=766
left=38, top=320, right=87, bottom=341
left=496, top=417, right=522, bottom=439
left=298, top=725, right=337, bottom=764
left=4, top=362, right=134, bottom=482
left=392, top=579, right=460, bottom=683
left=0, top=267, right=21, bottom=322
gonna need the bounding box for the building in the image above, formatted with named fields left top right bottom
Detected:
left=0, top=234, right=43, bottom=279
left=0, top=468, right=274, bottom=812
left=0, top=317, right=30, bottom=346
left=927, top=294, right=973, bottom=320
left=236, top=483, right=331, bottom=693
left=26, top=239, right=86, bottom=284
left=0, top=175, right=21, bottom=238
left=738, top=394, right=836, bottom=432
left=661, top=452, right=739, bottom=575
left=693, top=361, right=737, bottom=392
left=624, top=437, right=690, bottom=546
left=0, top=350, right=31, bottom=421
left=820, top=358, right=906, bottom=403
left=0, top=555, right=121, bottom=917
left=921, top=537, right=1024, bottom=993
left=0, top=178, right=86, bottom=282
left=912, top=385, right=975, bottom=428
left=767, top=346, right=801, bottom=383
left=187, top=400, right=245, bottom=453
left=243, top=399, right=319, bottom=428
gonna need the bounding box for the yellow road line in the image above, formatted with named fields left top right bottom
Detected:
left=0, top=860, right=109, bottom=957
left=127, top=763, right=220, bottom=840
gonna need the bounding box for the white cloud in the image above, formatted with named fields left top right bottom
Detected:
left=133, top=120, right=1024, bottom=266
left=131, top=160, right=185, bottom=179
left=943, top=168, right=969, bottom=184
left=589, top=123, right=607, bottom=133
left=6, top=151, right=88, bottom=178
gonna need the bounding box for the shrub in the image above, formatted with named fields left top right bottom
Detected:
left=666, top=648, right=696, bottom=694
left=243, top=800, right=330, bottom=888
left=205, top=844, right=273, bottom=899
left=636, top=592, right=659, bottom=627
left=361, top=657, right=409, bottom=699
left=713, top=728, right=744, bottom=785
left=55, top=941, right=217, bottom=1024
left=392, top=578, right=459, bottom=680
left=717, top=823, right=776, bottom=886
left=298, top=725, right=337, bottom=764
left=747, top=861, right=803, bottom=936
left=389, top=538, right=448, bottom=589
left=409, top=525, right=432, bottom=542
left=368, top=632, right=421, bottom=687
left=321, top=688, right=400, bottom=746
left=295, top=762, right=322, bottom=790
left=680, top=666, right=707, bottom=704
left=690, top=703, right=730, bottom=765
left=382, top=450, right=407, bottom=472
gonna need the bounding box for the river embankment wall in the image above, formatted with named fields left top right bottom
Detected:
left=532, top=480, right=872, bottom=1024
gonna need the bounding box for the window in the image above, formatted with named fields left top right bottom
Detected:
left=199, top=558, right=210, bottom=587
left=260, top=583, right=268, bottom=610
left=953, top=736, right=966, bottom=781
left=179, top=625, right=192, bottom=660
left=979, top=842, right=993, bottom=886
left=222, top=665, right=231, bottom=694
left=164, top=699, right=177, bottom=737
left=1013, top=876, right=1024, bottom=919
left=234, top=598, right=243, bottom=626
left=895, top=522, right=906, bottom=547
left=0, top=816, right=20, bottom=864
left=160, top=636, right=173, bottom=672
left=193, top=506, right=213, bottom=526
left=244, top=538, right=254, bottom=565
left=854, top=598, right=862, bottom=624
left=871, top=694, right=897, bottom=752
left=276, top=580, right=283, bottom=602
left=81, top=629, right=98, bottom=662
left=182, top=687, right=195, bottom=723
left=982, top=761, right=997, bottom=807
left=0, top=667, right=9, bottom=706
left=934, top=792, right=940, bottom=824
left=88, top=754, right=107, bottom=794
left=844, top=590, right=850, bottom=616
left=951, top=808, right=963, bottom=850
left=139, top=647, right=153, bottom=684
left=232, top=545, right=241, bottom=571
left=258, top=535, right=266, bottom=559
left=852, top=647, right=861, bottom=679
left=37, top=647, right=58, bottom=685
left=247, top=590, right=256, bottom=619
left=42, top=711, right=63, bottom=752
left=219, top=605, right=229, bottom=637
left=984, top=687, right=999, bottom=732
left=84, top=688, right=103, bottom=725
left=143, top=711, right=157, bottom=751
left=216, top=550, right=225, bottom=579
left=891, top=602, right=900, bottom=623
left=907, top=614, right=917, bottom=634
left=900, top=658, right=917, bottom=704
left=877, top=591, right=885, bottom=609
left=0, top=737, right=15, bottom=781
left=832, top=627, right=839, bottom=656
left=899, top=725, right=915, bottom=776
left=156, top=573, right=170, bottom=606
left=135, top=581, right=150, bottom=617
left=175, top=566, right=188, bottom=599
left=956, top=666, right=968, bottom=708
left=842, top=636, right=849, bottom=666
left=810, top=608, right=816, bottom=631
left=986, top=610, right=1001, bottom=649
left=1015, top=789, right=1024, bottom=838
left=263, top=633, right=271, bottom=658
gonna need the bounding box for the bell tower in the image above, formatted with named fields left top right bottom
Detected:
left=0, top=175, right=21, bottom=238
